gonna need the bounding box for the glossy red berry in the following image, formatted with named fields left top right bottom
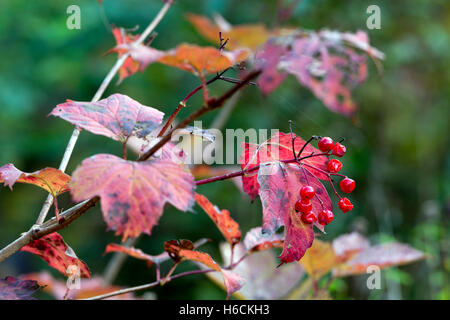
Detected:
left=318, top=137, right=334, bottom=152
left=300, top=186, right=315, bottom=200
left=301, top=212, right=317, bottom=224
left=332, top=142, right=346, bottom=157
left=338, top=197, right=353, bottom=213
left=318, top=210, right=334, bottom=225
left=327, top=159, right=343, bottom=173
left=295, top=199, right=312, bottom=213
left=340, top=178, right=355, bottom=193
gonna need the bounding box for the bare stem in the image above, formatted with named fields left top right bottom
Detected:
left=83, top=269, right=215, bottom=300
left=35, top=0, right=173, bottom=225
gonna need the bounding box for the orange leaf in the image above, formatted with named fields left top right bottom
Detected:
left=21, top=232, right=90, bottom=278
left=195, top=193, right=241, bottom=246
left=0, top=164, right=70, bottom=196
left=300, top=239, right=341, bottom=279
left=158, top=44, right=248, bottom=76
left=104, top=243, right=170, bottom=266
left=186, top=13, right=269, bottom=51
left=164, top=240, right=244, bottom=298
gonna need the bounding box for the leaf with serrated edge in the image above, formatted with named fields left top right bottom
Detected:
left=70, top=154, right=195, bottom=241
left=21, top=232, right=90, bottom=278
left=195, top=193, right=241, bottom=246
left=50, top=94, right=164, bottom=143
left=0, top=164, right=70, bottom=196
left=164, top=240, right=244, bottom=298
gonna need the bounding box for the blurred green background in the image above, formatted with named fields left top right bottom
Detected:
left=0, top=0, right=448, bottom=299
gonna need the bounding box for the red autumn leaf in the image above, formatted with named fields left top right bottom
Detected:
left=255, top=41, right=288, bottom=95
left=109, top=27, right=165, bottom=82
left=104, top=243, right=169, bottom=266
left=0, top=276, right=42, bottom=300
left=50, top=93, right=164, bottom=143
left=254, top=30, right=384, bottom=115
left=243, top=227, right=284, bottom=253
left=332, top=241, right=425, bottom=277
left=20, top=232, right=90, bottom=278
left=70, top=154, right=195, bottom=241
left=186, top=13, right=269, bottom=51
left=257, top=162, right=332, bottom=264
left=158, top=43, right=248, bottom=76
left=164, top=240, right=244, bottom=298
left=240, top=131, right=328, bottom=201
left=0, top=164, right=70, bottom=196
left=195, top=193, right=241, bottom=246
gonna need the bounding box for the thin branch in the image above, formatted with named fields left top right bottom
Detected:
left=83, top=269, right=215, bottom=300
left=0, top=71, right=259, bottom=265
left=35, top=0, right=173, bottom=225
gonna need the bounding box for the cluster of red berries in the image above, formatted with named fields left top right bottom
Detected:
left=295, top=136, right=356, bottom=225
left=295, top=185, right=334, bottom=225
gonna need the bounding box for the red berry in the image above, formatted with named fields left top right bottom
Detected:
left=318, top=210, right=334, bottom=225
left=332, top=142, right=346, bottom=157
left=295, top=199, right=312, bottom=213
left=327, top=159, right=343, bottom=173
left=338, top=197, right=353, bottom=213
left=301, top=212, right=317, bottom=224
left=300, top=186, right=315, bottom=200
left=340, top=178, right=355, bottom=193
left=318, top=137, right=334, bottom=152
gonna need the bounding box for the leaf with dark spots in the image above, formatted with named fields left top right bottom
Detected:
left=195, top=193, right=241, bottom=246
left=164, top=239, right=244, bottom=298
left=255, top=41, right=287, bottom=95
left=257, top=162, right=332, bottom=264
left=70, top=154, right=195, bottom=241
left=0, top=276, right=42, bottom=300
left=20, top=232, right=90, bottom=278
left=0, top=164, right=70, bottom=196
left=49, top=94, right=164, bottom=143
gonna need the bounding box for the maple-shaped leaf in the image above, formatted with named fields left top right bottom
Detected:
left=22, top=272, right=138, bottom=300
left=109, top=27, right=165, bottom=82
left=240, top=131, right=328, bottom=201
left=104, top=243, right=169, bottom=266
left=257, top=162, right=332, bottom=264
left=0, top=276, right=42, bottom=300
left=20, top=232, right=90, bottom=278
left=195, top=193, right=241, bottom=246
left=164, top=239, right=244, bottom=298
left=0, top=164, right=70, bottom=196
left=70, top=154, right=195, bottom=241
left=50, top=94, right=164, bottom=144
left=205, top=242, right=304, bottom=300
left=158, top=44, right=248, bottom=76
left=186, top=13, right=269, bottom=51
left=254, top=30, right=384, bottom=115
left=243, top=227, right=284, bottom=253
